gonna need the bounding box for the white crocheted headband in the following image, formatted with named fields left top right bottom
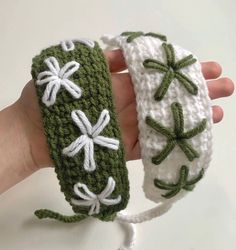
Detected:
left=101, top=32, right=213, bottom=209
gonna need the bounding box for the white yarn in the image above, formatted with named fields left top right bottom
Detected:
left=61, top=38, right=95, bottom=52
left=36, top=56, right=81, bottom=106
left=116, top=202, right=172, bottom=224
left=62, top=109, right=120, bottom=172
left=61, top=40, right=75, bottom=51
left=118, top=221, right=136, bottom=250
left=101, top=34, right=213, bottom=206
left=71, top=176, right=121, bottom=215
left=116, top=203, right=171, bottom=250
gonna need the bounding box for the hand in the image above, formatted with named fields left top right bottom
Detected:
left=16, top=49, right=234, bottom=173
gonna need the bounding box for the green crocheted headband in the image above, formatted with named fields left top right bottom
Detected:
left=31, top=39, right=129, bottom=222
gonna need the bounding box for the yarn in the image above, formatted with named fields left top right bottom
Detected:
left=31, top=31, right=214, bottom=250
left=143, top=43, right=198, bottom=101
left=71, top=176, right=121, bottom=215
left=36, top=57, right=81, bottom=106
left=145, top=102, right=207, bottom=164
left=101, top=32, right=213, bottom=206
left=154, top=165, right=205, bottom=198
left=31, top=40, right=129, bottom=221
left=62, top=109, right=119, bottom=172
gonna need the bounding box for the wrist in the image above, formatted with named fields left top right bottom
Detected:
left=16, top=80, right=54, bottom=170
left=0, top=101, right=36, bottom=193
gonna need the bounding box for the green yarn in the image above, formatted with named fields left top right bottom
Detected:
left=35, top=209, right=87, bottom=223
left=154, top=165, right=205, bottom=198
left=143, top=43, right=198, bottom=101
left=145, top=102, right=207, bottom=165
left=31, top=41, right=129, bottom=221
left=121, top=31, right=167, bottom=43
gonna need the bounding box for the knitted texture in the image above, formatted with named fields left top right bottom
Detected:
left=101, top=32, right=213, bottom=206
left=31, top=39, right=129, bottom=221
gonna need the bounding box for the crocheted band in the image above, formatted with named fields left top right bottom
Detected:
left=31, top=39, right=129, bottom=221
left=101, top=32, right=213, bottom=206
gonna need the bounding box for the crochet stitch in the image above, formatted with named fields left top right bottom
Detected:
left=102, top=31, right=213, bottom=249
left=146, top=102, right=207, bottom=164
left=154, top=165, right=205, bottom=198
left=31, top=39, right=129, bottom=221
left=30, top=32, right=214, bottom=250
left=143, top=43, right=198, bottom=101
left=101, top=32, right=213, bottom=205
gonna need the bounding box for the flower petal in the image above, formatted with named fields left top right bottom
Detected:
left=41, top=80, right=61, bottom=106
left=102, top=195, right=122, bottom=206
left=61, top=40, right=75, bottom=52
left=71, top=198, right=94, bottom=206
left=83, top=139, right=96, bottom=172
left=44, top=57, right=60, bottom=76
left=94, top=201, right=100, bottom=215
left=93, top=136, right=119, bottom=150
left=76, top=38, right=95, bottom=48
left=71, top=110, right=92, bottom=135
left=62, top=134, right=87, bottom=157
left=37, top=76, right=58, bottom=86
left=89, top=202, right=99, bottom=215
left=92, top=109, right=110, bottom=137
left=74, top=182, right=96, bottom=200
left=99, top=177, right=115, bottom=199
left=62, top=79, right=82, bottom=99
left=59, top=61, right=80, bottom=79
left=37, top=71, right=54, bottom=79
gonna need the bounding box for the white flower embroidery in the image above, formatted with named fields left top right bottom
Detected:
left=62, top=109, right=119, bottom=172
left=61, top=38, right=95, bottom=52
left=71, top=177, right=121, bottom=215
left=36, top=57, right=82, bottom=107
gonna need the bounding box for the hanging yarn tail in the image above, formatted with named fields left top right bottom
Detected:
left=35, top=209, right=87, bottom=223
left=116, top=202, right=172, bottom=249
left=118, top=222, right=136, bottom=250
left=116, top=202, right=172, bottom=224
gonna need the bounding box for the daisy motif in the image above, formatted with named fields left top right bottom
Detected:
left=36, top=57, right=82, bottom=106
left=71, top=177, right=121, bottom=215
left=61, top=38, right=95, bottom=51
left=62, top=109, right=119, bottom=172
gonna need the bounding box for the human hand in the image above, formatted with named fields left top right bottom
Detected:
left=15, top=49, right=234, bottom=174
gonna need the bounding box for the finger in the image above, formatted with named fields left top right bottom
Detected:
left=111, top=73, right=135, bottom=112
left=117, top=101, right=139, bottom=159
left=207, top=77, right=234, bottom=100
left=104, top=49, right=127, bottom=73
left=201, top=62, right=222, bottom=80
left=212, top=105, right=224, bottom=123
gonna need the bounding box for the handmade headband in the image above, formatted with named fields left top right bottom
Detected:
left=31, top=32, right=213, bottom=250
left=101, top=31, right=213, bottom=205
left=31, top=39, right=129, bottom=222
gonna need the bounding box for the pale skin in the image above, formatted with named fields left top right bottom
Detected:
left=0, top=49, right=234, bottom=194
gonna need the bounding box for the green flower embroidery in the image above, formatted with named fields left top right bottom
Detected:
left=145, top=102, right=207, bottom=165
left=143, top=43, right=198, bottom=101
left=121, top=31, right=167, bottom=43
left=154, top=165, right=205, bottom=199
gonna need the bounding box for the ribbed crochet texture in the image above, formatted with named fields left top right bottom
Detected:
left=101, top=32, right=213, bottom=205
left=31, top=40, right=129, bottom=221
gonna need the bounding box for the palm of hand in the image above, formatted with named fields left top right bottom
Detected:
left=17, top=49, right=234, bottom=169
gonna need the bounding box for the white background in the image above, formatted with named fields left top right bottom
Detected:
left=0, top=1, right=235, bottom=249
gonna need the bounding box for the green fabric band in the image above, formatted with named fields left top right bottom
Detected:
left=31, top=40, right=129, bottom=221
